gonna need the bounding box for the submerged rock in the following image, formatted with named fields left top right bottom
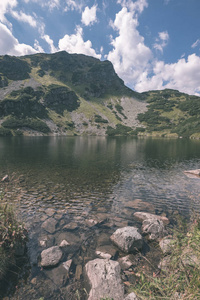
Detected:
left=110, top=226, right=143, bottom=253
left=44, top=262, right=70, bottom=286
left=184, top=169, right=200, bottom=178
left=41, top=246, right=62, bottom=267
left=95, top=245, right=117, bottom=260
left=133, top=212, right=169, bottom=225
left=142, top=218, right=166, bottom=240
left=41, top=217, right=57, bottom=234
left=85, top=258, right=124, bottom=300
left=1, top=174, right=9, bottom=182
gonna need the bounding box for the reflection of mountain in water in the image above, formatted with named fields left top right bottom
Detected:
left=0, top=136, right=200, bottom=216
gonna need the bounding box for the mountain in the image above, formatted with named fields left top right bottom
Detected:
left=0, top=51, right=200, bottom=138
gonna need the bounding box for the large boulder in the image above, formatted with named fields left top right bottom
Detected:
left=41, top=246, right=63, bottom=267
left=110, top=227, right=143, bottom=253
left=142, top=218, right=166, bottom=240
left=85, top=258, right=124, bottom=300
left=133, top=212, right=169, bottom=225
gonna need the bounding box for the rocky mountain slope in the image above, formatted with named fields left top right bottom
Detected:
left=0, top=51, right=199, bottom=138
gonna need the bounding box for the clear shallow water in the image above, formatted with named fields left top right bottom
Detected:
left=0, top=136, right=200, bottom=299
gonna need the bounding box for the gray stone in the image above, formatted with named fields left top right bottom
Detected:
left=1, top=175, right=9, bottom=182
left=63, top=222, right=78, bottom=230
left=133, top=212, right=169, bottom=225
left=95, top=245, right=117, bottom=260
left=142, top=218, right=166, bottom=240
left=75, top=264, right=83, bottom=280
left=184, top=169, right=200, bottom=178
left=59, top=240, right=70, bottom=248
left=181, top=248, right=200, bottom=267
left=44, top=263, right=69, bottom=286
left=118, top=255, right=133, bottom=270
left=124, top=292, right=139, bottom=300
left=158, top=256, right=171, bottom=272
left=110, top=227, right=143, bottom=253
left=41, top=217, right=57, bottom=234
left=85, top=258, right=124, bottom=300
left=45, top=208, right=55, bottom=217
left=159, top=237, right=175, bottom=254
left=63, top=259, right=72, bottom=271
left=124, top=199, right=155, bottom=213
left=41, top=246, right=62, bottom=267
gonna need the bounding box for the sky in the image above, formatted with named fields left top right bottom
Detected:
left=1, top=0, right=200, bottom=95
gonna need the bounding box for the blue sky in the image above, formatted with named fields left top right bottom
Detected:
left=1, top=0, right=200, bottom=95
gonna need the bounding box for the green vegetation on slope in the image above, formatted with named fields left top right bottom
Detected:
left=138, top=89, right=200, bottom=138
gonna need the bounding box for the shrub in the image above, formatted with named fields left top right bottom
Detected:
left=0, top=201, right=28, bottom=278
left=2, top=117, right=50, bottom=133
left=0, top=127, right=12, bottom=137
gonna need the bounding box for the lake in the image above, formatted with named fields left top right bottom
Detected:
left=0, top=136, right=200, bottom=299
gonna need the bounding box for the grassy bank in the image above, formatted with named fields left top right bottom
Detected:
left=131, top=217, right=200, bottom=299
left=0, top=190, right=27, bottom=279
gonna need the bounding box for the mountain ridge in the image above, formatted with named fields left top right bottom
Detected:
left=0, top=51, right=199, bottom=138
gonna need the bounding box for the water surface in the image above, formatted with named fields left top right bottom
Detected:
left=0, top=136, right=200, bottom=299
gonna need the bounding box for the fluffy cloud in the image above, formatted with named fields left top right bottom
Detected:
left=58, top=26, right=101, bottom=59
left=135, top=54, right=200, bottom=95
left=117, top=0, right=148, bottom=14
left=107, top=6, right=152, bottom=86
left=154, top=31, right=169, bottom=53
left=0, top=0, right=17, bottom=25
left=64, top=0, right=85, bottom=12
left=0, top=22, right=37, bottom=55
left=81, top=5, right=97, bottom=26
left=42, top=34, right=57, bottom=53
left=11, top=10, right=37, bottom=27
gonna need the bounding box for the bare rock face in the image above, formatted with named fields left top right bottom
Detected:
left=142, top=218, right=166, bottom=240
left=41, top=246, right=62, bottom=267
left=110, top=227, right=143, bottom=253
left=85, top=258, right=124, bottom=300
left=133, top=212, right=169, bottom=225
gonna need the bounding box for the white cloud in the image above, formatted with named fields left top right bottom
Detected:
left=0, top=0, right=18, bottom=25
left=0, top=22, right=37, bottom=56
left=64, top=0, right=85, bottom=12
left=42, top=34, right=57, bottom=53
left=58, top=26, right=101, bottom=59
left=107, top=7, right=152, bottom=86
left=23, top=0, right=60, bottom=10
left=11, top=10, right=37, bottom=27
left=135, top=54, right=200, bottom=95
left=34, top=39, right=44, bottom=52
left=117, top=0, right=148, bottom=14
left=81, top=5, right=97, bottom=26
left=191, top=39, right=200, bottom=49
left=154, top=31, right=169, bottom=53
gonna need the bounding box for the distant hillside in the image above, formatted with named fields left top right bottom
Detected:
left=0, top=51, right=200, bottom=138
left=138, top=89, right=200, bottom=138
